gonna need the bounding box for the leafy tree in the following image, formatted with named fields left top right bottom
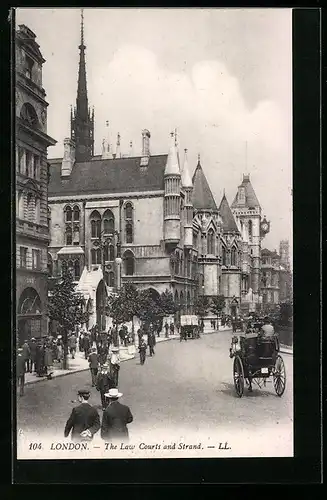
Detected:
left=194, top=295, right=209, bottom=319
left=106, top=283, right=140, bottom=344
left=210, top=295, right=226, bottom=329
left=160, top=289, right=180, bottom=316
left=48, top=268, right=89, bottom=368
left=137, top=289, right=161, bottom=327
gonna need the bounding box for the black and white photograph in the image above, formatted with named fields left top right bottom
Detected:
left=15, top=7, right=293, bottom=460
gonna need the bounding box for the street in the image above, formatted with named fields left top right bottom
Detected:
left=17, top=331, right=293, bottom=458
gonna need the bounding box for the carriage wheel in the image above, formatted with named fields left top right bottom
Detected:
left=233, top=356, right=244, bottom=397
left=273, top=355, right=286, bottom=397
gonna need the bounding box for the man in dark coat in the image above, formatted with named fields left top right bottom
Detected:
left=96, top=364, right=115, bottom=410
left=17, top=348, right=26, bottom=396
left=29, top=337, right=37, bottom=373
left=22, top=340, right=31, bottom=373
left=84, top=334, right=91, bottom=359
left=148, top=329, right=156, bottom=357
left=101, top=388, right=133, bottom=442
left=64, top=389, right=100, bottom=441
left=88, top=347, right=99, bottom=386
left=164, top=321, right=169, bottom=338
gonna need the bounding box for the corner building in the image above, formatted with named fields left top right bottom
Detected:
left=16, top=25, right=56, bottom=344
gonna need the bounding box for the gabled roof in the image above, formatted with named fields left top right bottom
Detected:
left=48, top=155, right=167, bottom=197
left=231, top=174, right=260, bottom=209
left=218, top=194, right=240, bottom=233
left=192, top=161, right=217, bottom=211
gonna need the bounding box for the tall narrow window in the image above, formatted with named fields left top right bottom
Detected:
left=33, top=155, right=39, bottom=179
left=231, top=248, right=236, bottom=266
left=103, top=209, right=114, bottom=235
left=123, top=250, right=135, bottom=276
left=32, top=249, right=41, bottom=270
left=124, top=203, right=134, bottom=244
left=109, top=244, right=115, bottom=261
left=47, top=253, right=53, bottom=276
left=18, top=147, right=26, bottom=174
left=90, top=210, right=101, bottom=238
left=73, top=205, right=80, bottom=221
left=222, top=247, right=226, bottom=266
left=108, top=272, right=115, bottom=287
left=91, top=248, right=101, bottom=265
left=20, top=247, right=27, bottom=268
left=65, top=227, right=72, bottom=245
left=248, top=220, right=253, bottom=239
left=207, top=229, right=214, bottom=255
left=65, top=206, right=72, bottom=222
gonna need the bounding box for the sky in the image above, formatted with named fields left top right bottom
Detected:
left=16, top=8, right=292, bottom=260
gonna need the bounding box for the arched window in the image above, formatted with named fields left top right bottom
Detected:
left=91, top=248, right=101, bottom=265
left=65, top=226, right=72, bottom=245
left=180, top=291, right=184, bottom=315
left=108, top=272, right=115, bottom=287
left=231, top=247, right=236, bottom=266
left=222, top=246, right=227, bottom=266
left=124, top=203, right=134, bottom=243
left=73, top=205, right=80, bottom=221
left=47, top=253, right=53, bottom=276
left=207, top=229, right=215, bottom=255
left=109, top=244, right=115, bottom=261
left=90, top=210, right=101, bottom=239
left=103, top=209, right=114, bottom=235
left=248, top=220, right=253, bottom=239
left=123, top=250, right=135, bottom=276
left=20, top=103, right=39, bottom=128
left=74, top=260, right=80, bottom=280
left=65, top=206, right=72, bottom=222
left=187, top=291, right=191, bottom=314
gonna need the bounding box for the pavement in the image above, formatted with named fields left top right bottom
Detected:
left=24, top=332, right=180, bottom=385
left=17, top=330, right=293, bottom=458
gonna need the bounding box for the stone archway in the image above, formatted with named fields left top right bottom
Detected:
left=96, top=280, right=107, bottom=331
left=17, top=287, right=42, bottom=345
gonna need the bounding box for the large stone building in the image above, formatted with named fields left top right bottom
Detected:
left=46, top=12, right=271, bottom=328
left=260, top=240, right=292, bottom=310
left=231, top=174, right=270, bottom=313
left=16, top=25, right=56, bottom=344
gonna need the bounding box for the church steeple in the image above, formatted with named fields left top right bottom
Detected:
left=71, top=9, right=94, bottom=162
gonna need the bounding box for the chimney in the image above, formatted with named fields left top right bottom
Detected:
left=141, top=129, right=150, bottom=157
left=140, top=129, right=150, bottom=167
left=61, top=138, right=75, bottom=177
left=102, top=120, right=112, bottom=159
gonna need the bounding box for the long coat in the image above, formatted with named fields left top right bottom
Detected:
left=100, top=400, right=133, bottom=441
left=96, top=371, right=114, bottom=393
left=17, top=354, right=25, bottom=377
left=64, top=403, right=100, bottom=441
left=44, top=347, right=53, bottom=366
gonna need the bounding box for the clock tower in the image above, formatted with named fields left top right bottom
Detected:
left=231, top=174, right=269, bottom=312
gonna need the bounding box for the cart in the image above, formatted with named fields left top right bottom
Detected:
left=180, top=315, right=200, bottom=340
left=229, top=331, right=286, bottom=398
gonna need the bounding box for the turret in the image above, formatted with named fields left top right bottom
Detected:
left=181, top=148, right=193, bottom=248
left=164, top=132, right=181, bottom=246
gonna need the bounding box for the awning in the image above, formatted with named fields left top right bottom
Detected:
left=57, top=246, right=85, bottom=255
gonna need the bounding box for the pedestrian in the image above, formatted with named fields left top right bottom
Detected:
left=100, top=388, right=133, bottom=443
left=138, top=337, right=147, bottom=365
left=17, top=347, right=25, bottom=396
left=22, top=339, right=31, bottom=373
left=69, top=332, right=77, bottom=359
left=88, top=347, right=99, bottom=387
left=96, top=364, right=115, bottom=411
left=169, top=321, right=174, bottom=336
left=29, top=337, right=37, bottom=373
left=84, top=334, right=91, bottom=359
left=164, top=321, right=169, bottom=338
left=57, top=338, right=63, bottom=364
left=64, top=389, right=100, bottom=442
left=79, top=331, right=84, bottom=352
left=148, top=329, right=156, bottom=357
left=44, top=342, right=53, bottom=374
left=109, top=346, right=120, bottom=387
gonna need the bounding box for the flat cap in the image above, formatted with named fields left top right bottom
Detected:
left=78, top=389, right=90, bottom=397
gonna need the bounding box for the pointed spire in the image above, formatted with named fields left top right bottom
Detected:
left=219, top=194, right=239, bottom=233
left=164, top=132, right=180, bottom=176
left=192, top=157, right=217, bottom=211
left=181, top=148, right=193, bottom=188
left=77, top=8, right=88, bottom=120
left=197, top=153, right=201, bottom=164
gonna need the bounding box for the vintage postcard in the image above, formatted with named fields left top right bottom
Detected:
left=15, top=7, right=293, bottom=461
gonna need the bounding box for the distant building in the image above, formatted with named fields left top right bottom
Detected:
left=260, top=241, right=292, bottom=311
left=16, top=25, right=56, bottom=344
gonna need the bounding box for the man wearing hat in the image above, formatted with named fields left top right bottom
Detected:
left=96, top=364, right=115, bottom=410
left=29, top=337, right=37, bottom=373
left=109, top=346, right=120, bottom=387
left=64, top=389, right=100, bottom=441
left=100, top=388, right=133, bottom=442
left=88, top=347, right=99, bottom=386
left=17, top=347, right=26, bottom=396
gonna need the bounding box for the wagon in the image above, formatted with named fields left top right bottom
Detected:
left=180, top=315, right=200, bottom=340
left=229, top=331, right=286, bottom=398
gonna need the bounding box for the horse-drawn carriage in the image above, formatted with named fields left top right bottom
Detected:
left=229, top=329, right=286, bottom=398
left=180, top=315, right=200, bottom=340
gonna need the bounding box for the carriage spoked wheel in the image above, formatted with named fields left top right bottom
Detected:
left=273, top=354, right=286, bottom=397
left=233, top=355, right=245, bottom=397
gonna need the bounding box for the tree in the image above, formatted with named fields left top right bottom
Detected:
left=194, top=295, right=209, bottom=319
left=210, top=295, right=226, bottom=329
left=137, top=289, right=161, bottom=327
left=48, top=268, right=89, bottom=369
left=106, top=282, right=140, bottom=345
left=160, top=289, right=179, bottom=316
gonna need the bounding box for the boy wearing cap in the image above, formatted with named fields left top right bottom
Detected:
left=100, top=388, right=133, bottom=442
left=64, top=389, right=100, bottom=441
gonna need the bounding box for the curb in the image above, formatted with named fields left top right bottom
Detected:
left=25, top=335, right=180, bottom=385
left=280, top=348, right=293, bottom=355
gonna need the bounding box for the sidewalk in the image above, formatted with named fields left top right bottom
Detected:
left=25, top=333, right=180, bottom=385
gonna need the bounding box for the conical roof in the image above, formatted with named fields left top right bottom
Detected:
left=231, top=174, right=260, bottom=208
left=192, top=158, right=217, bottom=211
left=219, top=194, right=240, bottom=233
left=164, top=132, right=180, bottom=176
left=181, top=149, right=193, bottom=188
